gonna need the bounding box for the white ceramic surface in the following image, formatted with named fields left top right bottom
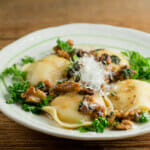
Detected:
left=0, top=23, right=150, bottom=140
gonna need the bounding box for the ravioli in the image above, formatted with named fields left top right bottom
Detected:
left=22, top=55, right=69, bottom=87
left=43, top=92, right=110, bottom=128
left=95, top=49, right=129, bottom=70
left=108, top=79, right=150, bottom=112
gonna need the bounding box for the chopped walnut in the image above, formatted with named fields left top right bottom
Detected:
left=54, top=81, right=94, bottom=95
left=67, top=39, right=74, bottom=46
left=56, top=50, right=70, bottom=60
left=114, top=120, right=132, bottom=130
left=100, top=53, right=111, bottom=65
left=53, top=44, right=70, bottom=60
left=106, top=109, right=142, bottom=130
left=43, top=80, right=51, bottom=88
left=21, top=87, right=47, bottom=103
left=122, top=109, right=142, bottom=121
left=112, top=109, right=142, bottom=121
left=79, top=95, right=105, bottom=118
left=111, top=66, right=136, bottom=82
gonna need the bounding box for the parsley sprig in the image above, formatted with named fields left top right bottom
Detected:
left=137, top=110, right=150, bottom=123
left=0, top=56, right=50, bottom=114
left=0, top=64, right=27, bottom=82
left=21, top=56, right=34, bottom=65
left=122, top=50, right=150, bottom=82
left=22, top=96, right=52, bottom=114
left=77, top=117, right=109, bottom=133
left=56, top=38, right=75, bottom=53
left=6, top=81, right=29, bottom=104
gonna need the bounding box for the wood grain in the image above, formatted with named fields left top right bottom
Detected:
left=1, top=0, right=150, bottom=149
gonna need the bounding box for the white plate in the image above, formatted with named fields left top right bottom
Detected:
left=1, top=23, right=150, bottom=140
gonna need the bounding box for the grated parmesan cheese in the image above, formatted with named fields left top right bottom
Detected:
left=78, top=55, right=112, bottom=95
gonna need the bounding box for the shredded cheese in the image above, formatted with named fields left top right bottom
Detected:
left=79, top=55, right=112, bottom=95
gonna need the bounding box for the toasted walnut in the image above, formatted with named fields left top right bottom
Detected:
left=43, top=80, right=51, bottom=88
left=114, top=120, right=132, bottom=130
left=53, top=44, right=70, bottom=60
left=78, top=95, right=105, bottom=118
left=100, top=53, right=111, bottom=65
left=122, top=109, right=142, bottom=121
left=56, top=50, right=70, bottom=60
left=113, top=109, right=142, bottom=121
left=54, top=81, right=81, bottom=92
left=54, top=81, right=94, bottom=95
left=106, top=109, right=142, bottom=130
left=67, top=39, right=74, bottom=46
left=106, top=114, right=116, bottom=125
left=21, top=87, right=47, bottom=103
left=111, top=66, right=136, bottom=82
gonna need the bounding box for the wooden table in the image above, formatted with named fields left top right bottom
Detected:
left=1, top=0, right=150, bottom=149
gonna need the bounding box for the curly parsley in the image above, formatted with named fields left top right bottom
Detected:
left=122, top=50, right=150, bottom=82
left=0, top=64, right=27, bottom=82
left=56, top=38, right=75, bottom=53
left=21, top=56, right=34, bottom=65
left=0, top=56, right=52, bottom=114
left=137, top=110, right=150, bottom=123
left=77, top=117, right=109, bottom=133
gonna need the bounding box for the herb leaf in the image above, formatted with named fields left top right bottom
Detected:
left=137, top=110, right=150, bottom=123
left=22, top=56, right=34, bottom=65
left=56, top=38, right=75, bottom=53
left=111, top=55, right=121, bottom=64
left=1, top=64, right=27, bottom=81
left=41, top=96, right=52, bottom=106
left=77, top=117, right=109, bottom=133
left=6, top=81, right=29, bottom=104
left=35, top=81, right=45, bottom=89
left=122, top=51, right=150, bottom=81
left=22, top=104, right=42, bottom=114
left=121, top=68, right=135, bottom=78
left=73, top=54, right=79, bottom=62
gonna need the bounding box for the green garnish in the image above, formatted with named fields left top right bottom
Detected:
left=57, top=81, right=62, bottom=84
left=0, top=63, right=30, bottom=105
left=122, top=50, right=150, bottom=81
left=77, top=117, right=109, bottom=133
left=110, top=111, right=114, bottom=116
left=22, top=104, right=42, bottom=114
left=121, top=68, right=134, bottom=78
left=35, top=81, right=45, bottom=89
left=6, top=81, right=29, bottom=104
left=0, top=64, right=26, bottom=82
left=56, top=38, right=75, bottom=53
left=73, top=54, right=79, bottom=62
left=0, top=62, right=49, bottom=114
left=22, top=56, right=34, bottom=65
left=137, top=110, right=150, bottom=123
left=111, top=55, right=121, bottom=64
left=42, top=96, right=52, bottom=106
left=77, top=126, right=88, bottom=132
left=22, top=94, right=52, bottom=114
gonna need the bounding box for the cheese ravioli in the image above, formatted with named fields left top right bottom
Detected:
left=108, top=79, right=150, bottom=112
left=23, top=55, right=69, bottom=87
left=43, top=92, right=109, bottom=128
